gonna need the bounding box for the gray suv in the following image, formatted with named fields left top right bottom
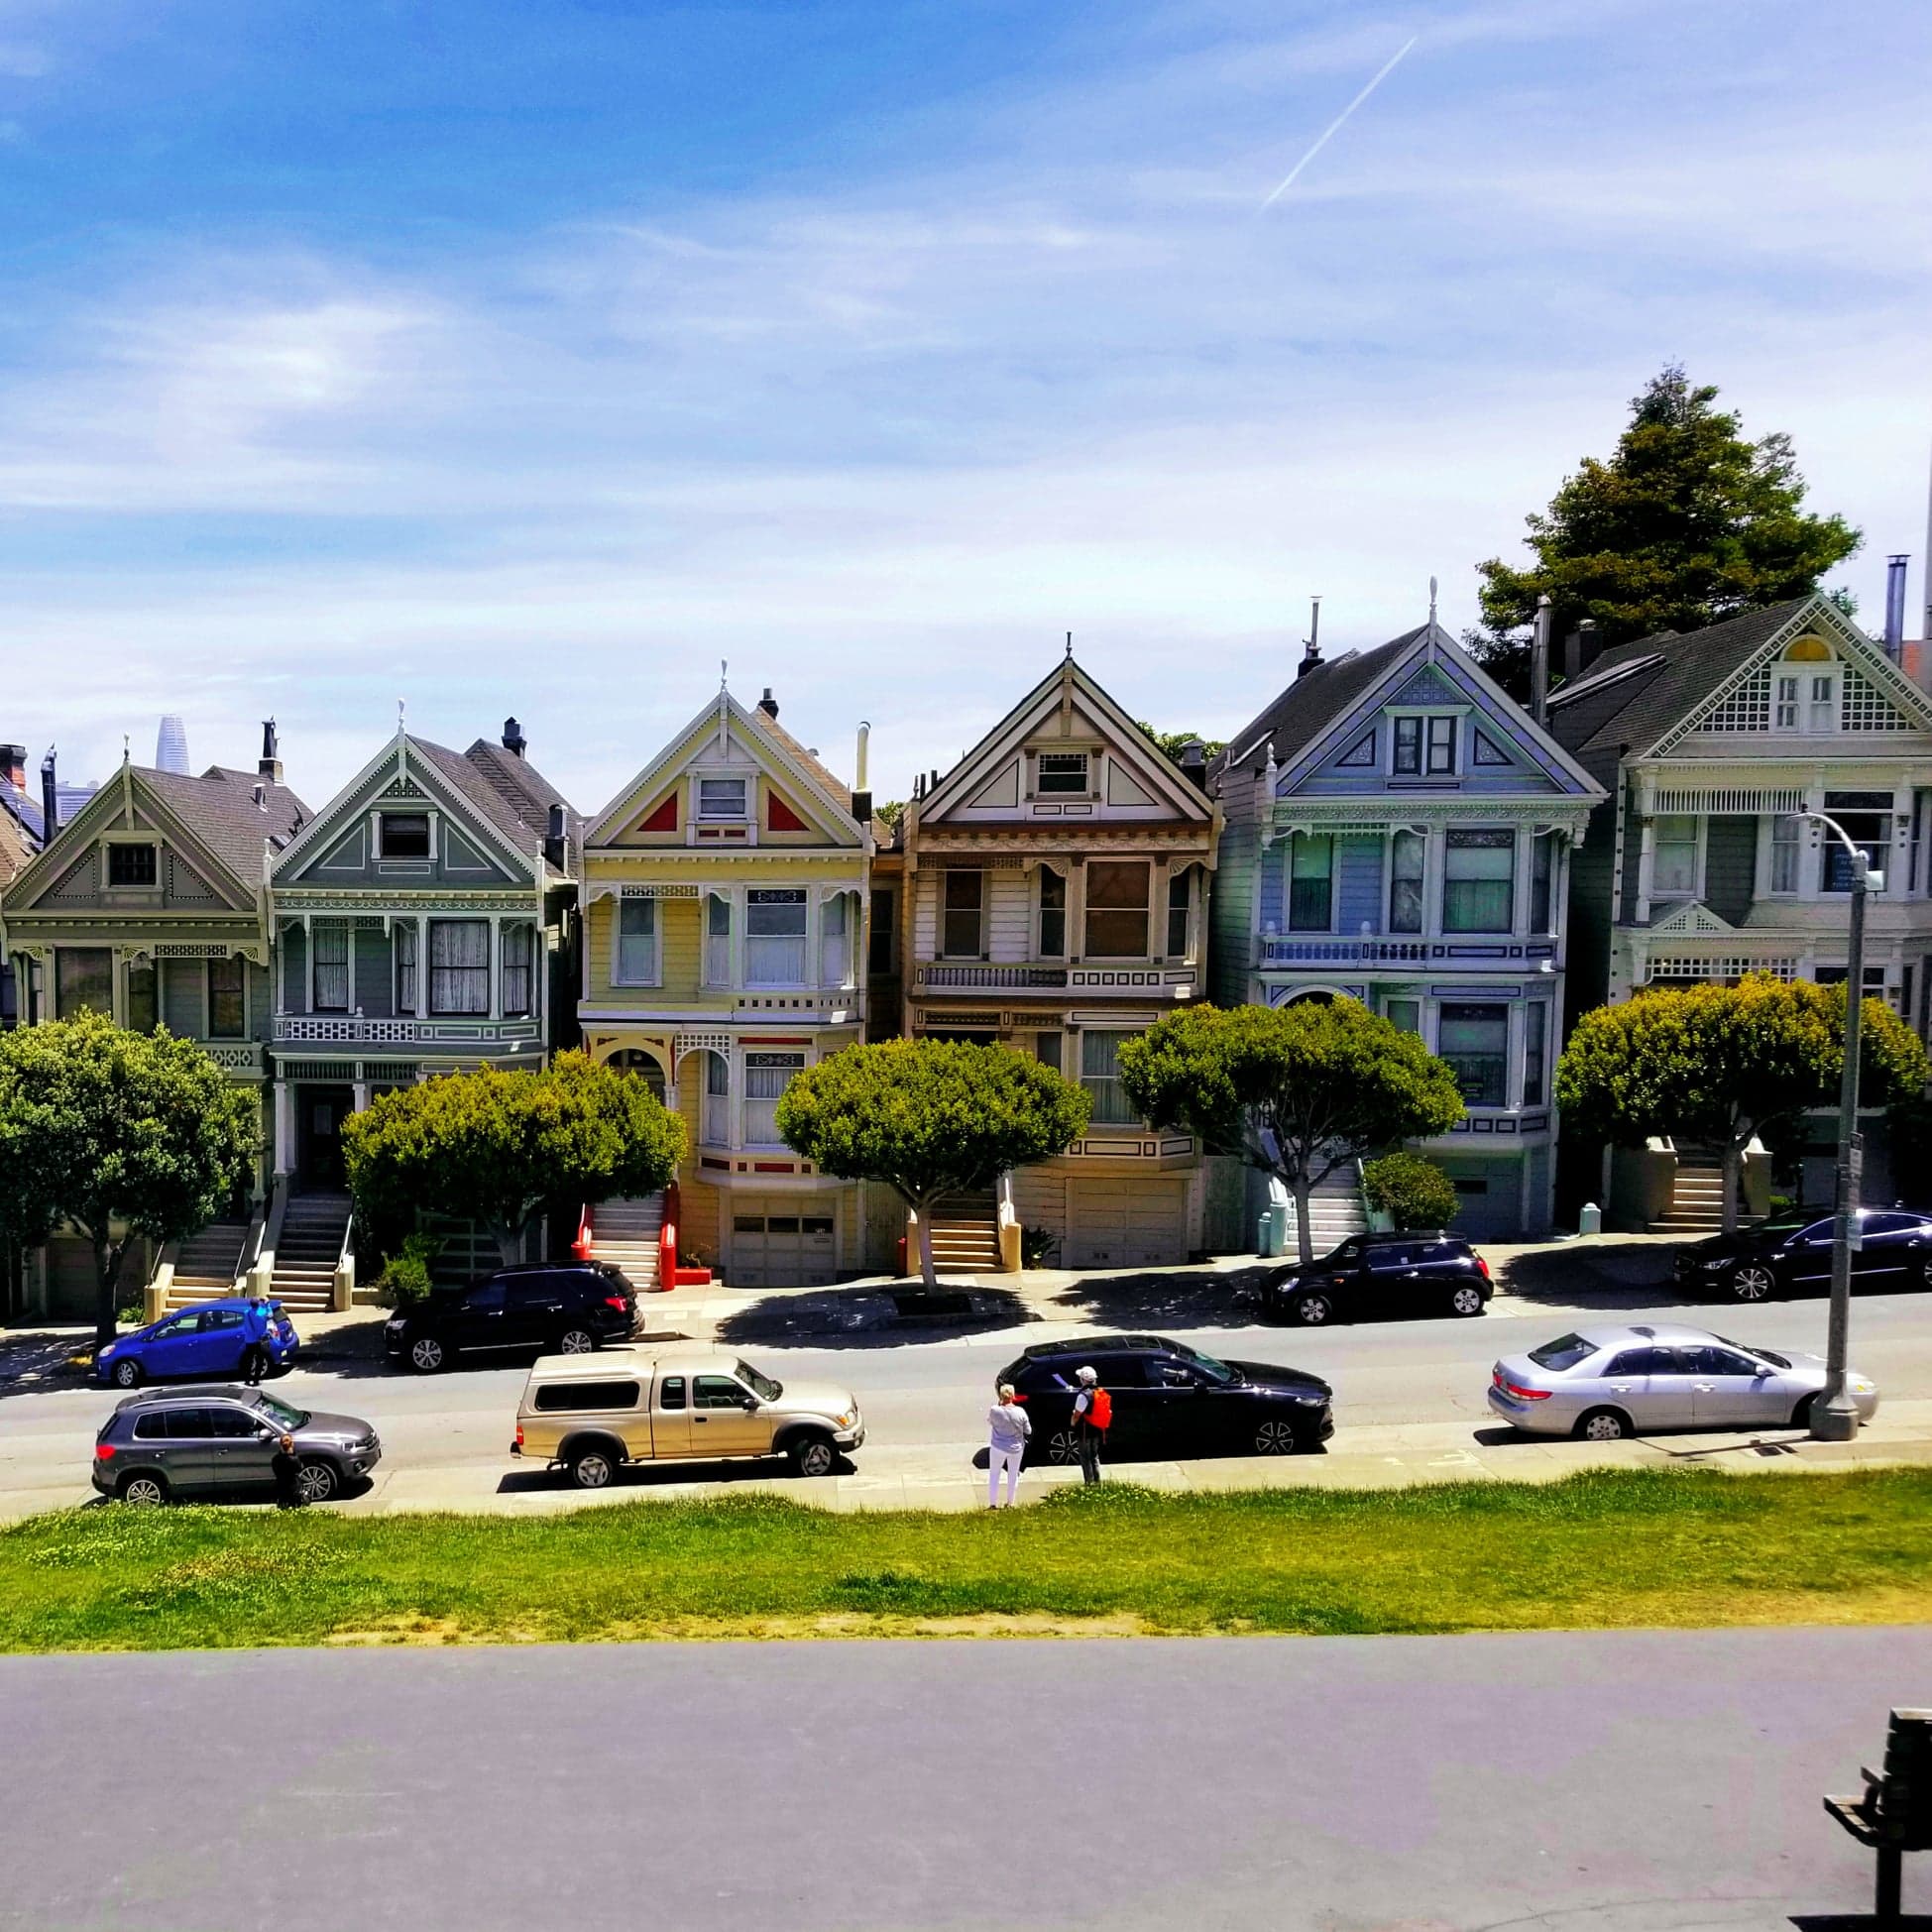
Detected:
left=92, top=1387, right=382, bottom=1506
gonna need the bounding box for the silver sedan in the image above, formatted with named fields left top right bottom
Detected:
left=1487, top=1322, right=1879, bottom=1440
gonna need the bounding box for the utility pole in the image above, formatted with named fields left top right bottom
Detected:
left=1793, top=811, right=1876, bottom=1441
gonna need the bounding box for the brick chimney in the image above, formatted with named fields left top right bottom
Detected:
left=259, top=718, right=283, bottom=785
left=502, top=717, right=527, bottom=758
left=0, top=743, right=24, bottom=795
left=757, top=689, right=779, bottom=720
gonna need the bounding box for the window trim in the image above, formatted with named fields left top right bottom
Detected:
left=941, top=868, right=986, bottom=961
left=375, top=810, right=434, bottom=860
left=612, top=895, right=661, bottom=988
left=1035, top=749, right=1092, bottom=797
left=1388, top=708, right=1467, bottom=780
left=1036, top=864, right=1067, bottom=961
left=1649, top=813, right=1704, bottom=902
left=103, top=839, right=162, bottom=890
left=427, top=917, right=492, bottom=1017
left=694, top=772, right=750, bottom=823
left=205, top=954, right=248, bottom=1040
left=1082, top=858, right=1153, bottom=961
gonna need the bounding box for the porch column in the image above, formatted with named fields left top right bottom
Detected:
left=1633, top=817, right=1657, bottom=926
left=272, top=1079, right=294, bottom=1177
left=302, top=913, right=314, bottom=1009
left=346, top=916, right=358, bottom=1016
left=352, top=1080, right=372, bottom=1112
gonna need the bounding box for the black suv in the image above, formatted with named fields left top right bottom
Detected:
left=1261, top=1230, right=1491, bottom=1325
left=1674, top=1207, right=1932, bottom=1302
left=995, top=1334, right=1333, bottom=1463
left=385, top=1261, right=636, bottom=1373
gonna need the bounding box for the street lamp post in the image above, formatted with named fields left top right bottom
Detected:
left=1792, top=811, right=1877, bottom=1442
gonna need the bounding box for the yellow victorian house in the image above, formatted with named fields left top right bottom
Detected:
left=578, top=684, right=875, bottom=1289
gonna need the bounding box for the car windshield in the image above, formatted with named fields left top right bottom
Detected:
left=1168, top=1341, right=1238, bottom=1385
left=250, top=1393, right=308, bottom=1428
left=1714, top=1336, right=1788, bottom=1369
left=737, top=1361, right=782, bottom=1402
left=1528, top=1333, right=1601, bottom=1372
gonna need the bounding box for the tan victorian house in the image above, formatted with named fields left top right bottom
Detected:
left=577, top=686, right=876, bottom=1289
left=893, top=652, right=1225, bottom=1270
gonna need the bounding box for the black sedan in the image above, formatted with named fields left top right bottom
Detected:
left=385, top=1260, right=636, bottom=1371
left=995, top=1334, right=1333, bottom=1462
left=1675, top=1207, right=1932, bottom=1303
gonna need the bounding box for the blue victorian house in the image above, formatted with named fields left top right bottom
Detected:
left=1209, top=618, right=1606, bottom=1239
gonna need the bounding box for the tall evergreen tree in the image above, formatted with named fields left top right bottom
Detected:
left=1468, top=366, right=1862, bottom=699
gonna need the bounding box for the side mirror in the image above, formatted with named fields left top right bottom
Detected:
left=740, top=1394, right=758, bottom=1411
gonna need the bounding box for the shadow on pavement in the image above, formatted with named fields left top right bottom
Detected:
left=712, top=1286, right=1036, bottom=1350
left=495, top=1451, right=856, bottom=1493
left=1045, top=1264, right=1270, bottom=1331
left=0, top=1330, right=97, bottom=1401
left=1790, top=1918, right=1932, bottom=1928
left=1498, top=1240, right=1685, bottom=1308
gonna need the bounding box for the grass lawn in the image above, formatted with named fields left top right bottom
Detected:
left=3, top=1467, right=1929, bottom=1652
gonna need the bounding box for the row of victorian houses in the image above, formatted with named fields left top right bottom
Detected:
left=4, top=585, right=1929, bottom=1316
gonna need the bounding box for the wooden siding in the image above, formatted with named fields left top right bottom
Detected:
left=1335, top=835, right=1382, bottom=934
left=1704, top=814, right=1758, bottom=926
left=1210, top=820, right=1257, bottom=1005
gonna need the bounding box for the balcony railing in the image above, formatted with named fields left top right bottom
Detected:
left=1259, top=936, right=1554, bottom=969
left=915, top=963, right=1196, bottom=995
left=201, top=1042, right=267, bottom=1076
left=273, top=1015, right=542, bottom=1046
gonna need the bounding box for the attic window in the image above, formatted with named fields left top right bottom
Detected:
left=107, top=844, right=158, bottom=887
left=380, top=813, right=430, bottom=857
left=699, top=777, right=748, bottom=821
left=1037, top=751, right=1089, bottom=795
left=1471, top=731, right=1511, bottom=768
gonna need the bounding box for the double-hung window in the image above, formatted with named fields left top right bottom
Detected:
left=616, top=898, right=657, bottom=985
left=1807, top=674, right=1837, bottom=735
left=1036, top=867, right=1067, bottom=959
left=1651, top=816, right=1700, bottom=898
left=1442, top=830, right=1515, bottom=933
left=1390, top=831, right=1425, bottom=934
left=312, top=923, right=350, bottom=1012
left=1769, top=813, right=1802, bottom=893
left=1522, top=1003, right=1547, bottom=1107
left=1438, top=1003, right=1509, bottom=1108
left=1393, top=717, right=1457, bottom=776
left=820, top=893, right=852, bottom=987
left=429, top=920, right=490, bottom=1015
left=742, top=1052, right=804, bottom=1147
left=126, top=960, right=158, bottom=1032
left=745, top=889, right=807, bottom=985
left=1288, top=837, right=1332, bottom=933
left=379, top=813, right=430, bottom=857
left=1080, top=1031, right=1139, bottom=1126
left=1166, top=868, right=1193, bottom=960
left=698, top=777, right=748, bottom=822
left=502, top=925, right=534, bottom=1017
left=1774, top=674, right=1801, bottom=732
left=107, top=844, right=158, bottom=887
left=395, top=923, right=418, bottom=1013
left=1529, top=832, right=1557, bottom=935
left=208, top=956, right=246, bottom=1038
left=1037, top=751, right=1089, bottom=795
left=942, top=871, right=984, bottom=959
left=1822, top=792, right=1891, bottom=893
left=701, top=1051, right=730, bottom=1145
left=705, top=895, right=732, bottom=984
left=1083, top=861, right=1150, bottom=958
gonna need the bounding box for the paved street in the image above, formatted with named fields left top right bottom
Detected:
left=5, top=1273, right=1932, bottom=1516
left=3, top=1626, right=1926, bottom=1930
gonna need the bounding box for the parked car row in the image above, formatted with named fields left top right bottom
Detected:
left=1677, top=1208, right=1932, bottom=1302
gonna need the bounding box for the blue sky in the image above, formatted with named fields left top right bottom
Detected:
left=3, top=0, right=1928, bottom=810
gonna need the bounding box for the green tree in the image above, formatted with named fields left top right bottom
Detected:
left=1555, top=976, right=1927, bottom=1232
left=1135, top=722, right=1226, bottom=764
left=0, top=1011, right=258, bottom=1345
left=1117, top=1001, right=1466, bottom=1264
left=1468, top=366, right=1862, bottom=699
left=343, top=1051, right=685, bottom=1268
left=1363, top=1151, right=1460, bottom=1231
left=775, top=1038, right=1089, bottom=1289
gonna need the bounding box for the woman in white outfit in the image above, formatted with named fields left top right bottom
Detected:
left=987, top=1383, right=1031, bottom=1508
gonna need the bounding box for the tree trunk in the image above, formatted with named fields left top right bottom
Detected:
left=917, top=1204, right=939, bottom=1292
left=493, top=1218, right=528, bottom=1269
left=91, top=1231, right=124, bottom=1349
left=1720, top=1136, right=1743, bottom=1236
left=1292, top=1166, right=1315, bottom=1266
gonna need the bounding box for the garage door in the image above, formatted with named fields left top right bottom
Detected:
left=1435, top=1161, right=1521, bottom=1241
left=1065, top=1179, right=1189, bottom=1271
left=729, top=1196, right=839, bottom=1289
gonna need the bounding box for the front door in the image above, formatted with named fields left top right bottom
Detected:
left=690, top=1371, right=771, bottom=1455
left=298, top=1086, right=354, bottom=1191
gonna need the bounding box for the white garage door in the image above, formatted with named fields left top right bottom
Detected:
left=1065, top=1179, right=1189, bottom=1271
left=729, top=1196, right=839, bottom=1288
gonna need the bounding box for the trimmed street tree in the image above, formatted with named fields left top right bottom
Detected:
left=1467, top=365, right=1862, bottom=699
left=0, top=1010, right=258, bottom=1345
left=1117, top=1001, right=1466, bottom=1265
left=775, top=1038, right=1090, bottom=1289
left=1555, top=975, right=1928, bottom=1232
left=343, top=1050, right=686, bottom=1268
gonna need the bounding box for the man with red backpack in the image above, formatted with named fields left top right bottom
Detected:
left=1071, top=1365, right=1109, bottom=1485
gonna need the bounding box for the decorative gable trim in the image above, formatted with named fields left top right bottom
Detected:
left=1335, top=730, right=1377, bottom=769
left=1648, top=900, right=1735, bottom=937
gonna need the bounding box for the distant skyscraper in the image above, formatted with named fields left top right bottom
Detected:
left=155, top=715, right=189, bottom=774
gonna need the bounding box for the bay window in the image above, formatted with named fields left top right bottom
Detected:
left=701, top=1050, right=730, bottom=1146
left=746, top=889, right=808, bottom=985
left=1522, top=1003, right=1547, bottom=1107
left=502, top=925, right=534, bottom=1017
left=1651, top=816, right=1700, bottom=898
left=1390, top=831, right=1424, bottom=934
left=1166, top=868, right=1193, bottom=960
left=429, top=920, right=490, bottom=1015
left=617, top=898, right=658, bottom=986
left=1438, top=1003, right=1509, bottom=1108
left=742, top=1051, right=804, bottom=1147
left=1080, top=1031, right=1139, bottom=1126
left=208, top=956, right=246, bottom=1038
left=312, top=923, right=350, bottom=1012
left=1530, top=832, right=1557, bottom=934
left=820, top=892, right=852, bottom=987
left=1037, top=866, right=1066, bottom=959
left=395, top=923, right=418, bottom=1013
left=1288, top=836, right=1332, bottom=933
left=1821, top=792, right=1891, bottom=893
left=1083, top=861, right=1150, bottom=958
left=1442, top=830, right=1515, bottom=933
left=56, top=949, right=113, bottom=1019
left=705, top=894, right=732, bottom=984
left=126, top=960, right=158, bottom=1032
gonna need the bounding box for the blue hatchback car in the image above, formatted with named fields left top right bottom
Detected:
left=94, top=1299, right=298, bottom=1390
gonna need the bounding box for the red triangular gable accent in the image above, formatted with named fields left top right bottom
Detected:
left=766, top=791, right=808, bottom=832
left=634, top=793, right=678, bottom=834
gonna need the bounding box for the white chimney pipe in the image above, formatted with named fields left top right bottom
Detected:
left=854, top=721, right=870, bottom=791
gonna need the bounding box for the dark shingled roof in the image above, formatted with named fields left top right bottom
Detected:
left=144, top=766, right=309, bottom=881
left=1544, top=598, right=1815, bottom=763
left=406, top=736, right=581, bottom=877
left=1208, top=628, right=1424, bottom=783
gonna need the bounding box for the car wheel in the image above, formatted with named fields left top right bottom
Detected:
left=788, top=1432, right=837, bottom=1478
left=1292, top=1292, right=1334, bottom=1325
left=407, top=1335, right=446, bottom=1373
left=1253, top=1418, right=1301, bottom=1455
left=1730, top=1263, right=1777, bottom=1303
left=1573, top=1407, right=1633, bottom=1442
left=294, top=1458, right=340, bottom=1505
left=111, top=1357, right=143, bottom=1389
left=557, top=1327, right=597, bottom=1355
left=1790, top=1393, right=1816, bottom=1430
left=1448, top=1285, right=1486, bottom=1317
left=1044, top=1427, right=1081, bottom=1465
left=568, top=1444, right=618, bottom=1489
left=118, top=1472, right=168, bottom=1506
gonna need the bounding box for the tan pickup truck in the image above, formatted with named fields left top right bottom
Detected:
left=512, top=1346, right=864, bottom=1487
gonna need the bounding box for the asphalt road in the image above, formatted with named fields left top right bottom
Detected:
left=5, top=1288, right=1932, bottom=1513
left=3, top=1627, right=1925, bottom=1931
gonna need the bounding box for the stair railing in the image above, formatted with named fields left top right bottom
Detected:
left=331, top=1201, right=357, bottom=1312
left=249, top=1182, right=291, bottom=1299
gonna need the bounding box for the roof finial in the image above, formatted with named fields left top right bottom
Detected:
left=397, top=699, right=406, bottom=735
left=1428, top=575, right=1438, bottom=626
left=1065, top=630, right=1074, bottom=660
left=721, top=658, right=729, bottom=691
left=122, top=734, right=129, bottom=764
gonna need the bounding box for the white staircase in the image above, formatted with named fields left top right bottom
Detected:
left=271, top=1193, right=352, bottom=1313
left=1648, top=1152, right=1729, bottom=1233
left=1282, top=1171, right=1369, bottom=1255
left=588, top=1194, right=664, bottom=1294
left=162, top=1222, right=250, bottom=1310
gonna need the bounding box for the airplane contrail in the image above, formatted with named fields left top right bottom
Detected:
left=1260, top=35, right=1418, bottom=209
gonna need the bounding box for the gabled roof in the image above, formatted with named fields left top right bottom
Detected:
left=458, top=739, right=583, bottom=878
left=144, top=766, right=309, bottom=877
left=918, top=654, right=1216, bottom=825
